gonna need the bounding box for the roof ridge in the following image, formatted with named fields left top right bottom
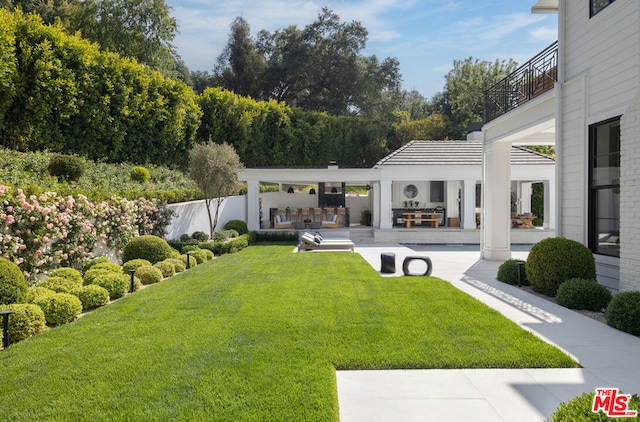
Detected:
left=374, top=140, right=417, bottom=167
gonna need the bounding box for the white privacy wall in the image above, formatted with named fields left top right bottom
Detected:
left=165, top=196, right=247, bottom=240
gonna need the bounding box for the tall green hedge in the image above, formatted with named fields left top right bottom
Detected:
left=0, top=10, right=201, bottom=169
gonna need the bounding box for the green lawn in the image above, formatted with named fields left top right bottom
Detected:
left=0, top=245, right=577, bottom=421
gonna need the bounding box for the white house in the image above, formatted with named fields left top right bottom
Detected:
left=481, top=0, right=638, bottom=292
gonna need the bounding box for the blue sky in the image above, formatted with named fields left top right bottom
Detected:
left=167, top=0, right=557, bottom=99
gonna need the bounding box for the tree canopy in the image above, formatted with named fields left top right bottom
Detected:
left=213, top=8, right=402, bottom=117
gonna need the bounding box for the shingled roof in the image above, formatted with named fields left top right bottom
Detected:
left=374, top=140, right=555, bottom=167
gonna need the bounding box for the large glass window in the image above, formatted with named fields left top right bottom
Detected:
left=589, top=117, right=620, bottom=257
left=591, top=0, right=616, bottom=17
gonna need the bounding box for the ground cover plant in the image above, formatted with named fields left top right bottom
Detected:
left=0, top=246, right=576, bottom=420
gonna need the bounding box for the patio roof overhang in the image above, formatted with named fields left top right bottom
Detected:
left=532, top=0, right=558, bottom=14
left=239, top=168, right=382, bottom=184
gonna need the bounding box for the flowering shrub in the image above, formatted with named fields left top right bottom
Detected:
left=0, top=185, right=175, bottom=280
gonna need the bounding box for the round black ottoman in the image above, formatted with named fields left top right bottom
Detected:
left=402, top=256, right=433, bottom=276
left=380, top=252, right=396, bottom=274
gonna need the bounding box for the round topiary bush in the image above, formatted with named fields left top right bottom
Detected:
left=91, top=262, right=123, bottom=274
left=70, top=285, right=110, bottom=310
left=606, top=291, right=640, bottom=336
left=153, top=261, right=175, bottom=278
left=547, top=391, right=640, bottom=421
left=49, top=268, right=83, bottom=286
left=191, top=231, right=209, bottom=241
left=82, top=256, right=110, bottom=273
left=38, top=276, right=79, bottom=294
left=122, top=259, right=153, bottom=273
left=33, top=292, right=83, bottom=326
left=26, top=286, right=55, bottom=303
left=0, top=258, right=28, bottom=305
left=555, top=278, right=612, bottom=311
left=224, top=219, right=248, bottom=235
left=130, top=166, right=151, bottom=183
left=0, top=303, right=48, bottom=343
left=123, top=235, right=178, bottom=264
left=48, top=154, right=85, bottom=182
left=526, top=238, right=596, bottom=296
left=165, top=258, right=186, bottom=273
left=135, top=265, right=163, bottom=285
left=496, top=259, right=528, bottom=285
left=189, top=249, right=211, bottom=264
left=181, top=244, right=201, bottom=253
left=84, top=272, right=128, bottom=299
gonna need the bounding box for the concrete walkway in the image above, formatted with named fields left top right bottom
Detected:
left=336, top=243, right=640, bottom=421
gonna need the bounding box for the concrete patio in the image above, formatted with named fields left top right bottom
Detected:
left=336, top=243, right=640, bottom=421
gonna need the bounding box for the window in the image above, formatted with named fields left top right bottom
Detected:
left=589, top=117, right=620, bottom=257
left=590, top=0, right=616, bottom=17
left=430, top=181, right=444, bottom=202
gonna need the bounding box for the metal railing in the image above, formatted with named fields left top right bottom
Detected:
left=484, top=41, right=558, bottom=122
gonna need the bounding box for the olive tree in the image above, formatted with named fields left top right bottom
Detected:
left=188, top=142, right=244, bottom=239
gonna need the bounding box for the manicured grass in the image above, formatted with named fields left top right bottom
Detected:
left=0, top=245, right=577, bottom=421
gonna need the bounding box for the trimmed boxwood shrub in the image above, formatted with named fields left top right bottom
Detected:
left=123, top=235, right=178, bottom=264
left=135, top=265, right=163, bottom=285
left=130, top=166, right=151, bottom=183
left=249, top=231, right=299, bottom=243
left=224, top=219, right=248, bottom=235
left=38, top=276, right=80, bottom=294
left=179, top=233, right=191, bottom=242
left=70, top=285, right=110, bottom=310
left=189, top=249, right=210, bottom=264
left=213, top=229, right=238, bottom=242
left=49, top=268, right=83, bottom=286
left=82, top=256, right=110, bottom=273
left=191, top=231, right=209, bottom=241
left=122, top=259, right=153, bottom=273
left=165, top=258, right=186, bottom=273
left=606, top=291, right=640, bottom=335
left=526, top=238, right=596, bottom=296
left=496, top=259, right=528, bottom=285
left=547, top=391, right=640, bottom=421
left=153, top=261, right=175, bottom=278
left=33, top=292, right=83, bottom=326
left=26, top=286, right=56, bottom=303
left=48, top=154, right=85, bottom=182
left=0, top=303, right=48, bottom=343
left=84, top=272, right=128, bottom=299
left=0, top=258, right=28, bottom=305
left=181, top=244, right=201, bottom=254
left=91, top=262, right=123, bottom=274
left=555, top=278, right=612, bottom=311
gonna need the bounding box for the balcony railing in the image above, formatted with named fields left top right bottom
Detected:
left=484, top=41, right=558, bottom=122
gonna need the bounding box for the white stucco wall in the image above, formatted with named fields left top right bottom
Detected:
left=165, top=196, right=247, bottom=240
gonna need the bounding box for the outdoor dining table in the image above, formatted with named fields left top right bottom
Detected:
left=513, top=214, right=536, bottom=228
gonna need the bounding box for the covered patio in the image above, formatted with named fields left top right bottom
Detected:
left=239, top=137, right=556, bottom=244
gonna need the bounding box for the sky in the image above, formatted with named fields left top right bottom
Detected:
left=167, top=0, right=557, bottom=99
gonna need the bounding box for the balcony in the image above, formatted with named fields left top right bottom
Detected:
left=484, top=41, right=558, bottom=123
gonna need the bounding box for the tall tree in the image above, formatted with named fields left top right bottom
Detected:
left=1, top=0, right=79, bottom=25
left=441, top=57, right=518, bottom=138
left=213, top=17, right=265, bottom=99
left=69, top=0, right=179, bottom=76
left=188, top=142, right=244, bottom=238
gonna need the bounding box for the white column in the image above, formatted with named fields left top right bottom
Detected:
left=520, top=182, right=532, bottom=214
left=544, top=180, right=556, bottom=230
left=379, top=179, right=393, bottom=229
left=247, top=180, right=260, bottom=231
left=481, top=141, right=512, bottom=261
left=372, top=182, right=381, bottom=228
left=462, top=179, right=477, bottom=230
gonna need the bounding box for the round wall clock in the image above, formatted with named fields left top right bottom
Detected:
left=404, top=184, right=418, bottom=198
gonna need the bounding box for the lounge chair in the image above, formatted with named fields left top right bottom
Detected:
left=298, top=232, right=354, bottom=252
left=274, top=213, right=292, bottom=229
left=321, top=213, right=340, bottom=228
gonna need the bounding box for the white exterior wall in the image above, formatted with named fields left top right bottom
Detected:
left=165, top=196, right=247, bottom=240
left=561, top=0, right=640, bottom=291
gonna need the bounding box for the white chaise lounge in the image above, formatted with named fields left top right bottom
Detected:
left=298, top=232, right=354, bottom=252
